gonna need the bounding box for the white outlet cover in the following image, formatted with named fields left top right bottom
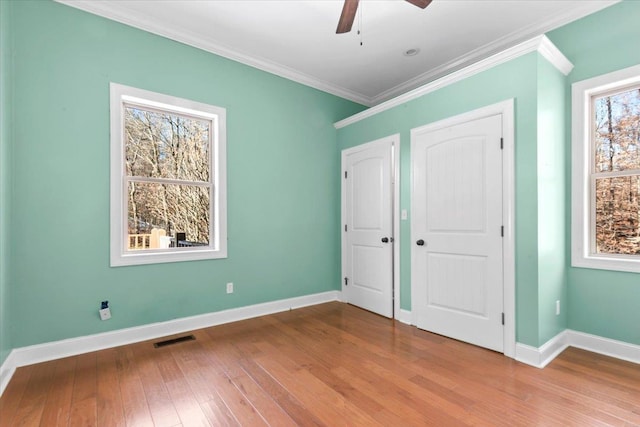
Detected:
left=99, top=307, right=112, bottom=320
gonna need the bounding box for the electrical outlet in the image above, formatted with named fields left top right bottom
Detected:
left=555, top=300, right=560, bottom=316
left=99, top=307, right=112, bottom=321
left=226, top=282, right=234, bottom=294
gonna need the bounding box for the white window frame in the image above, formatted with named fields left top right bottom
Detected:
left=110, top=83, right=227, bottom=267
left=571, top=64, right=640, bottom=273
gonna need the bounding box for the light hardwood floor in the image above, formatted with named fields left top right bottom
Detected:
left=1, top=302, right=639, bottom=426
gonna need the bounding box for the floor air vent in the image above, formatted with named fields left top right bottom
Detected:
left=153, top=334, right=196, bottom=348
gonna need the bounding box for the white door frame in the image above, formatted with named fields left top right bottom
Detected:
left=410, top=99, right=516, bottom=358
left=341, top=134, right=401, bottom=319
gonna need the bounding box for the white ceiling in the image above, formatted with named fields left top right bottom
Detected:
left=58, top=0, right=617, bottom=106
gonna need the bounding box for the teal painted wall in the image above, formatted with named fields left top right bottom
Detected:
left=547, top=1, right=640, bottom=83
left=536, top=55, right=568, bottom=344
left=337, top=53, right=543, bottom=346
left=2, top=0, right=637, bottom=357
left=6, top=0, right=364, bottom=348
left=547, top=1, right=640, bottom=345
left=0, top=0, right=13, bottom=365
left=337, top=2, right=640, bottom=348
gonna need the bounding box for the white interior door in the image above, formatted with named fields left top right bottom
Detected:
left=343, top=138, right=394, bottom=318
left=412, top=114, right=504, bottom=352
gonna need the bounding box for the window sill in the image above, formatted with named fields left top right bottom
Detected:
left=110, top=248, right=227, bottom=267
left=571, top=254, right=640, bottom=274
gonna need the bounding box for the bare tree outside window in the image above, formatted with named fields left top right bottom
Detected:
left=110, top=83, right=226, bottom=266
left=124, top=106, right=212, bottom=250
left=593, top=86, right=640, bottom=255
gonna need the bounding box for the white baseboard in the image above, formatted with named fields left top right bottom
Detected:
left=0, top=351, right=17, bottom=398
left=0, top=290, right=341, bottom=396
left=566, top=329, right=640, bottom=365
left=516, top=329, right=640, bottom=368
left=516, top=330, right=569, bottom=368
left=397, top=309, right=412, bottom=325
left=4, top=302, right=638, bottom=395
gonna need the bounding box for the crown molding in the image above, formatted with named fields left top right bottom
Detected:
left=334, top=35, right=572, bottom=129
left=55, top=0, right=614, bottom=109
left=371, top=0, right=614, bottom=104
left=54, top=0, right=372, bottom=106
left=538, top=37, right=574, bottom=76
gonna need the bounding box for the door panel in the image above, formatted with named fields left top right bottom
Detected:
left=412, top=114, right=503, bottom=352
left=427, top=253, right=487, bottom=316
left=426, top=137, right=486, bottom=232
left=344, top=140, right=393, bottom=318
left=353, top=158, right=383, bottom=230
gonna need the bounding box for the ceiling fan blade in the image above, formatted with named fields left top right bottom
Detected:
left=405, top=0, right=432, bottom=9
left=336, top=0, right=360, bottom=34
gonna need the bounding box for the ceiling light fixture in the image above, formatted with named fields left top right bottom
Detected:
left=404, top=48, right=420, bottom=57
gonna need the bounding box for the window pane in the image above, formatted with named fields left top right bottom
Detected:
left=593, top=86, right=640, bottom=172
left=125, top=106, right=210, bottom=181
left=595, top=176, right=640, bottom=255
left=127, top=182, right=210, bottom=250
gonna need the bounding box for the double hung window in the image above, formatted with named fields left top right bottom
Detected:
left=572, top=65, right=640, bottom=272
left=110, top=83, right=227, bottom=266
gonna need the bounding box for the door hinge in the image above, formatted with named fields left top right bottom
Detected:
left=344, top=171, right=347, bottom=179
left=500, top=137, right=504, bottom=149
left=344, top=224, right=347, bottom=232
left=501, top=312, right=505, bottom=325
left=344, top=277, right=349, bottom=286
left=501, top=225, right=504, bottom=237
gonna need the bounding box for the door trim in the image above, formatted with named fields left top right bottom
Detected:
left=410, top=99, right=515, bottom=358
left=341, top=134, right=401, bottom=319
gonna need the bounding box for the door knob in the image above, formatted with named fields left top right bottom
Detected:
left=416, top=239, right=425, bottom=246
left=381, top=237, right=389, bottom=243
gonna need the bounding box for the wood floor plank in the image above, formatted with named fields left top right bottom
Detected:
left=168, top=339, right=220, bottom=405
left=560, top=348, right=640, bottom=386
left=238, top=358, right=324, bottom=426
left=67, top=352, right=98, bottom=426
left=131, top=342, right=181, bottom=427
left=70, top=352, right=97, bottom=404
left=162, top=338, right=243, bottom=426
left=199, top=395, right=239, bottom=427
left=190, top=334, right=279, bottom=426
left=254, top=353, right=384, bottom=426
left=246, top=331, right=415, bottom=425
left=512, top=359, right=640, bottom=425
left=155, top=345, right=212, bottom=427
left=166, top=342, right=239, bottom=427
left=228, top=369, right=297, bottom=427
left=535, top=360, right=640, bottom=411
left=2, top=302, right=639, bottom=427
left=39, top=357, right=77, bottom=427
left=198, top=369, right=267, bottom=426
left=330, top=364, right=437, bottom=426
left=10, top=360, right=58, bottom=426
left=96, top=348, right=125, bottom=427
left=68, top=397, right=97, bottom=427
left=115, top=346, right=154, bottom=427
left=0, top=366, right=33, bottom=427
left=259, top=312, right=486, bottom=425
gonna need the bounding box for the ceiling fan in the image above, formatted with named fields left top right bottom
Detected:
left=336, top=0, right=432, bottom=34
